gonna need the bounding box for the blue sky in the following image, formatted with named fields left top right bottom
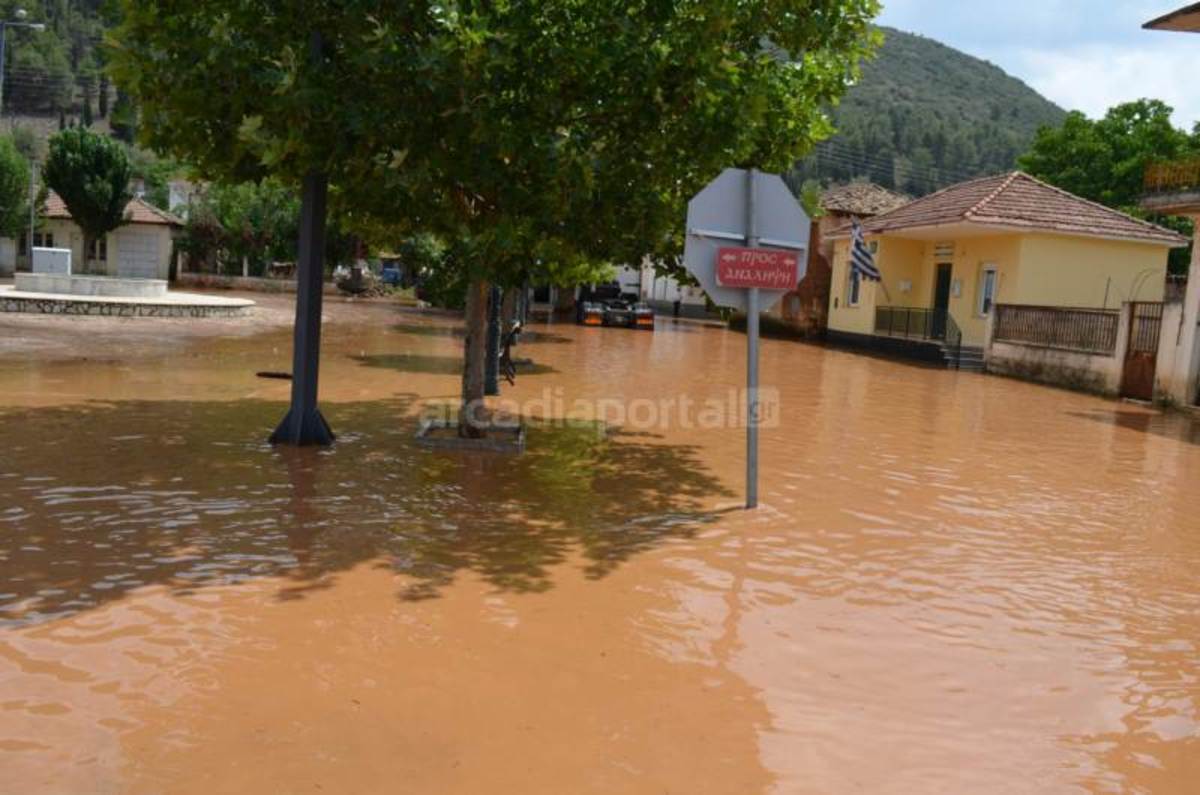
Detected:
left=876, top=1, right=1199, bottom=129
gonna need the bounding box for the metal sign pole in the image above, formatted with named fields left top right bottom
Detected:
left=745, top=168, right=760, bottom=510
left=683, top=166, right=812, bottom=510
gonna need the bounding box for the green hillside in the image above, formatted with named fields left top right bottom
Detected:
left=0, top=1, right=132, bottom=138
left=794, top=27, right=1069, bottom=196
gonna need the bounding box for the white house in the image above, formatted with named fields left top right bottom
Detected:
left=11, top=191, right=182, bottom=280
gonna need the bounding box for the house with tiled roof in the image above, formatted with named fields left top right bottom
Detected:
left=825, top=171, right=1188, bottom=362
left=12, top=190, right=182, bottom=280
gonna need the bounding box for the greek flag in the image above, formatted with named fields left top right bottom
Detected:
left=850, top=219, right=881, bottom=282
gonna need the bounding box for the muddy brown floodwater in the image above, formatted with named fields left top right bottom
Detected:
left=1, top=293, right=1199, bottom=794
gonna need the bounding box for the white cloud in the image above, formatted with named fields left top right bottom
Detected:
left=1017, top=43, right=1200, bottom=128
left=876, top=0, right=1200, bottom=130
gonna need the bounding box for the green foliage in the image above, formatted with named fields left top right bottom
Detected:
left=9, top=124, right=42, bottom=161
left=109, top=90, right=136, bottom=143
left=0, top=135, right=29, bottom=238
left=0, top=0, right=105, bottom=115
left=178, top=180, right=300, bottom=276
left=1020, top=100, right=1200, bottom=207
left=1019, top=99, right=1200, bottom=272
left=792, top=27, right=1068, bottom=195
left=42, top=126, right=133, bottom=254
left=798, top=179, right=826, bottom=219
left=110, top=0, right=881, bottom=290
left=127, top=147, right=179, bottom=210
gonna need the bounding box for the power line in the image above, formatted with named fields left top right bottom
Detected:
left=801, top=144, right=994, bottom=191
left=809, top=141, right=989, bottom=185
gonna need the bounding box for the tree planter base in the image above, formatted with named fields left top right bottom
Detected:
left=415, top=418, right=526, bottom=453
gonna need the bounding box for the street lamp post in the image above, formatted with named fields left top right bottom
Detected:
left=0, top=9, right=47, bottom=117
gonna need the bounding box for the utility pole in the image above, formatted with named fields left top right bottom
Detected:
left=27, top=156, right=34, bottom=265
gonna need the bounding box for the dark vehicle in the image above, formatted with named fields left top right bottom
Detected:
left=576, top=283, right=654, bottom=330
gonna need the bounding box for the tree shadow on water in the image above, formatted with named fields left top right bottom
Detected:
left=391, top=322, right=574, bottom=346
left=353, top=353, right=557, bottom=376
left=0, top=397, right=730, bottom=625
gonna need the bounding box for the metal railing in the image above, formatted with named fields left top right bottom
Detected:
left=1144, top=157, right=1200, bottom=195
left=993, top=304, right=1119, bottom=355
left=944, top=313, right=963, bottom=370
left=874, top=306, right=947, bottom=340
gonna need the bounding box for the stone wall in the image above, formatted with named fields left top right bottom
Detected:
left=0, top=294, right=251, bottom=318
left=177, top=272, right=338, bottom=295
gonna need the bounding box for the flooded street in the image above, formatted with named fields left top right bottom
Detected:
left=1, top=294, right=1199, bottom=794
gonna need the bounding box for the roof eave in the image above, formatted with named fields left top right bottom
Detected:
left=1144, top=2, right=1200, bottom=31
left=831, top=219, right=1187, bottom=247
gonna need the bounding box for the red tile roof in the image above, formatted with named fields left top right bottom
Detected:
left=850, top=172, right=1188, bottom=246
left=820, top=182, right=910, bottom=217
left=43, top=190, right=183, bottom=227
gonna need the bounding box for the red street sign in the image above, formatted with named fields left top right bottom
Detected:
left=715, top=247, right=799, bottom=291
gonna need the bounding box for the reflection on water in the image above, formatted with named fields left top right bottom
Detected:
left=1, top=303, right=1199, bottom=793
left=0, top=398, right=724, bottom=625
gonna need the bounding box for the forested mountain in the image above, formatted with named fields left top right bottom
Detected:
left=792, top=27, right=1069, bottom=196
left=0, top=1, right=131, bottom=134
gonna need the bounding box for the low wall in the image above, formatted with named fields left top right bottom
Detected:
left=0, top=292, right=252, bottom=318
left=986, top=340, right=1123, bottom=395
left=177, top=272, right=338, bottom=295
left=16, top=272, right=168, bottom=298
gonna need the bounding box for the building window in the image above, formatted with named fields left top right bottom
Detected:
left=90, top=238, right=108, bottom=262
left=19, top=232, right=55, bottom=255
left=978, top=266, right=998, bottom=315
left=847, top=268, right=861, bottom=307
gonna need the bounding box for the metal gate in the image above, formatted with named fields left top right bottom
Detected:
left=1120, top=302, right=1164, bottom=401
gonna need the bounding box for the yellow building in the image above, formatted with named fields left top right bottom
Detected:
left=17, top=191, right=182, bottom=280
left=827, top=172, right=1188, bottom=365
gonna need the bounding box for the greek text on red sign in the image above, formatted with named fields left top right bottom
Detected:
left=715, top=247, right=799, bottom=290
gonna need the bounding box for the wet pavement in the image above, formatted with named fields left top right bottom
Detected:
left=1, top=295, right=1198, bottom=793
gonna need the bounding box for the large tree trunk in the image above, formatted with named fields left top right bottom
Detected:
left=501, top=287, right=518, bottom=329
left=460, top=278, right=490, bottom=438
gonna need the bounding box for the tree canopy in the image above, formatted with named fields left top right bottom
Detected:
left=111, top=0, right=880, bottom=432
left=1019, top=99, right=1200, bottom=271
left=42, top=126, right=133, bottom=262
left=0, top=135, right=29, bottom=239
left=111, top=1, right=880, bottom=269
left=1019, top=100, right=1200, bottom=209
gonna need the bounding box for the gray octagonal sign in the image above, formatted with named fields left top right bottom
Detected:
left=683, top=168, right=811, bottom=313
